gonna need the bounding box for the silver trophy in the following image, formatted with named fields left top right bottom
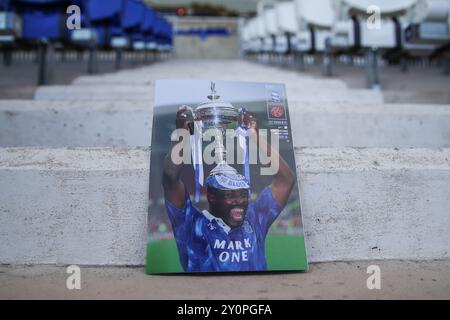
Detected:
left=187, top=82, right=240, bottom=177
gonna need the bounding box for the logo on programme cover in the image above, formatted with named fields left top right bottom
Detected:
left=270, top=106, right=285, bottom=118
left=268, top=104, right=286, bottom=120
left=267, top=88, right=287, bottom=121
left=271, top=91, right=281, bottom=103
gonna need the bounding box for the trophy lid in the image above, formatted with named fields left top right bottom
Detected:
left=207, top=82, right=220, bottom=101
left=195, top=82, right=239, bottom=127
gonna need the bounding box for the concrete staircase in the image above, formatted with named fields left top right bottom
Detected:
left=0, top=59, right=449, bottom=265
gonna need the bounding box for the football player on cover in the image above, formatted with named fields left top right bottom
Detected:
left=162, top=107, right=295, bottom=272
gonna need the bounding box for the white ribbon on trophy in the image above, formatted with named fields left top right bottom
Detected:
left=184, top=82, right=251, bottom=202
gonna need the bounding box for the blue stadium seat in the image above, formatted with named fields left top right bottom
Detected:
left=0, top=0, right=18, bottom=68
left=12, top=0, right=69, bottom=41
left=142, top=6, right=156, bottom=50
left=108, top=0, right=140, bottom=50
left=122, top=0, right=143, bottom=32
left=87, top=0, right=122, bottom=23
left=157, top=17, right=173, bottom=51
left=2, top=0, right=171, bottom=73
left=124, top=0, right=145, bottom=50
left=153, top=14, right=169, bottom=51
left=86, top=0, right=124, bottom=48
left=1, top=0, right=22, bottom=42
left=10, top=0, right=72, bottom=83
left=68, top=0, right=97, bottom=46
left=0, top=0, right=11, bottom=10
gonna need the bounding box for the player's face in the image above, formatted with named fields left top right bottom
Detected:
left=209, top=189, right=249, bottom=228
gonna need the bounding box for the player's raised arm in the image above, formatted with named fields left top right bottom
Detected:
left=244, top=112, right=295, bottom=206
left=162, top=106, right=193, bottom=209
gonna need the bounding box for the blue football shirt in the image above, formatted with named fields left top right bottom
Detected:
left=165, top=186, right=284, bottom=272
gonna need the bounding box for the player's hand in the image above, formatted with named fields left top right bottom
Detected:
left=176, top=105, right=194, bottom=132
left=242, top=111, right=257, bottom=131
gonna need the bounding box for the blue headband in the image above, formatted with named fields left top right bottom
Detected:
left=206, top=172, right=250, bottom=190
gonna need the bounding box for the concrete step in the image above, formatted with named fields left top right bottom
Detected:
left=34, top=85, right=153, bottom=101
left=33, top=85, right=383, bottom=104
left=0, top=148, right=149, bottom=265
left=0, top=147, right=448, bottom=265
left=73, top=74, right=348, bottom=90
left=72, top=60, right=349, bottom=89
left=0, top=100, right=152, bottom=147
left=1, top=261, right=449, bottom=299
left=384, top=90, right=450, bottom=105
left=2, top=100, right=448, bottom=148
left=290, top=103, right=450, bottom=148
left=297, top=147, right=450, bottom=262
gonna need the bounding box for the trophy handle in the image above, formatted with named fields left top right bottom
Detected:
left=182, top=105, right=196, bottom=135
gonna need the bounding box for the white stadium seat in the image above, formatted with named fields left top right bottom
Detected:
left=240, top=1, right=450, bottom=86
left=327, top=0, right=423, bottom=87
left=274, top=1, right=299, bottom=54
left=293, top=0, right=334, bottom=53
left=261, top=6, right=277, bottom=53
left=329, top=0, right=416, bottom=50
left=256, top=15, right=272, bottom=52
left=404, top=0, right=450, bottom=47
left=250, top=18, right=262, bottom=53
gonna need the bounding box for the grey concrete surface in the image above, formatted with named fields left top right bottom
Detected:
left=175, top=35, right=241, bottom=60
left=43, top=60, right=382, bottom=104
left=1, top=101, right=450, bottom=148
left=1, top=58, right=449, bottom=295
left=384, top=90, right=450, bottom=105
left=33, top=84, right=382, bottom=104
left=0, top=100, right=153, bottom=147
left=0, top=260, right=449, bottom=299
left=2, top=58, right=449, bottom=104
left=0, top=56, right=148, bottom=100
left=296, top=147, right=450, bottom=262
left=281, top=60, right=450, bottom=104
left=1, top=147, right=449, bottom=265
left=289, top=103, right=450, bottom=148
left=72, top=60, right=349, bottom=90
left=34, top=85, right=154, bottom=101
left=0, top=148, right=149, bottom=265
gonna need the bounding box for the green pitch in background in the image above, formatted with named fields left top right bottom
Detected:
left=146, top=234, right=307, bottom=274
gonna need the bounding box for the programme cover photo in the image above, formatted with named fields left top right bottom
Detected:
left=146, top=80, right=308, bottom=274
